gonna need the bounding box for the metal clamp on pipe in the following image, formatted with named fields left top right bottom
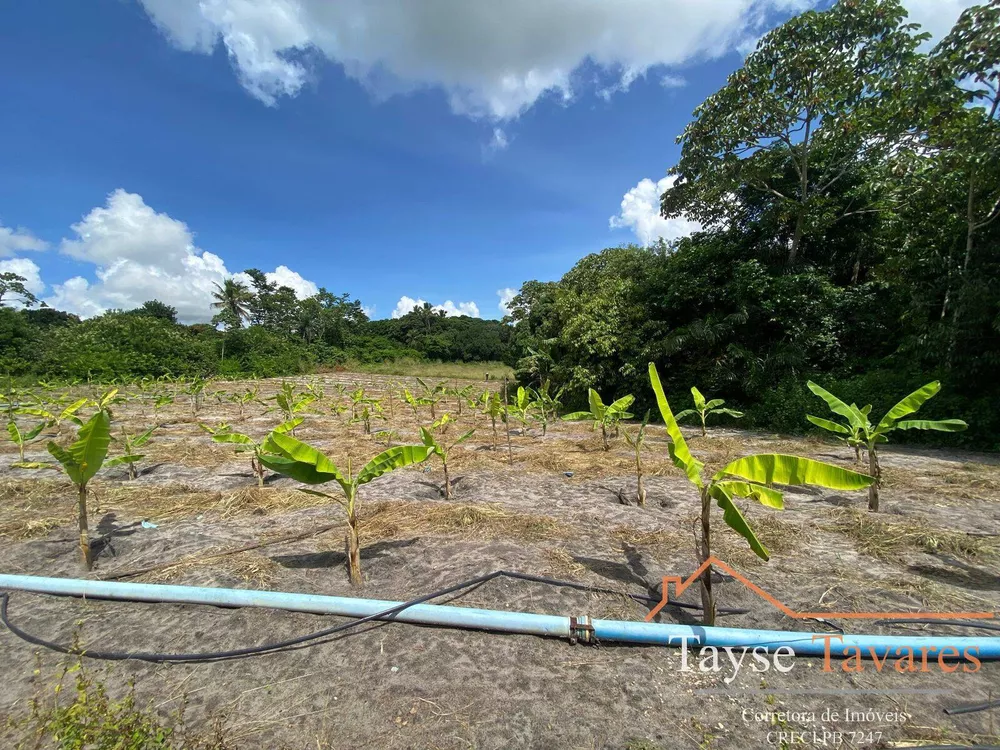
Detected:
left=569, top=615, right=594, bottom=645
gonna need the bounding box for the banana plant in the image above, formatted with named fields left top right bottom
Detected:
left=508, top=386, right=534, bottom=435
left=183, top=378, right=206, bottom=417
left=153, top=393, right=174, bottom=418
left=622, top=410, right=651, bottom=507
left=228, top=384, right=262, bottom=420
left=270, top=381, right=316, bottom=423
left=258, top=434, right=433, bottom=585
left=351, top=402, right=385, bottom=435
left=562, top=389, right=635, bottom=451
left=373, top=428, right=399, bottom=447
left=674, top=387, right=744, bottom=437
left=415, top=378, right=447, bottom=419
left=401, top=388, right=429, bottom=418
left=806, top=381, right=967, bottom=512
left=105, top=425, right=157, bottom=480
left=450, top=384, right=477, bottom=416
left=47, top=410, right=113, bottom=570
left=479, top=390, right=504, bottom=449
left=420, top=418, right=475, bottom=500
left=6, top=419, right=50, bottom=468
left=649, top=363, right=873, bottom=625
left=807, top=403, right=870, bottom=465
left=15, top=397, right=88, bottom=434
left=531, top=380, right=565, bottom=436
left=201, top=418, right=302, bottom=487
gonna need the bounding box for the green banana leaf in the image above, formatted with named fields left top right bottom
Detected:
left=691, top=387, right=706, bottom=410
left=709, top=484, right=769, bottom=560
left=274, top=417, right=304, bottom=434
left=648, top=363, right=704, bottom=487
left=46, top=410, right=111, bottom=486
left=714, top=408, right=743, bottom=418
left=356, top=444, right=433, bottom=487
left=714, top=453, right=873, bottom=490
left=258, top=431, right=347, bottom=487
left=704, top=399, right=725, bottom=411
left=131, top=427, right=156, bottom=447
left=876, top=381, right=941, bottom=433
left=714, top=480, right=784, bottom=509
left=588, top=389, right=605, bottom=420
left=608, top=395, right=635, bottom=415
left=212, top=432, right=255, bottom=446
left=806, top=414, right=851, bottom=435
left=807, top=381, right=864, bottom=431
left=894, top=418, right=968, bottom=432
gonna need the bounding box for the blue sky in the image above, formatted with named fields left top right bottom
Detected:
left=0, top=0, right=972, bottom=322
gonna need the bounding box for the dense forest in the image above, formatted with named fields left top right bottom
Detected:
left=1, top=0, right=997, bottom=446
left=507, top=0, right=1000, bottom=448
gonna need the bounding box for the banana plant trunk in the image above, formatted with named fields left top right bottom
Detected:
left=601, top=423, right=609, bottom=451
left=78, top=483, right=93, bottom=571
left=635, top=453, right=646, bottom=507
left=700, top=416, right=707, bottom=438
left=443, top=458, right=451, bottom=501
left=867, top=442, right=881, bottom=513
left=699, top=486, right=715, bottom=626
left=346, top=500, right=362, bottom=586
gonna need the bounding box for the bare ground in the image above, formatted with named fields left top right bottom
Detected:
left=1, top=374, right=999, bottom=749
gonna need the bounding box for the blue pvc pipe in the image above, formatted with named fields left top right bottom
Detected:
left=2, top=573, right=998, bottom=660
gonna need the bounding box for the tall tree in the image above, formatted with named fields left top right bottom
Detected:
left=211, top=278, right=252, bottom=328
left=0, top=272, right=39, bottom=308
left=135, top=299, right=178, bottom=323
left=918, top=0, right=1000, bottom=364
left=662, top=0, right=922, bottom=266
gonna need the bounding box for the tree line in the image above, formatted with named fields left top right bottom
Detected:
left=0, top=268, right=510, bottom=379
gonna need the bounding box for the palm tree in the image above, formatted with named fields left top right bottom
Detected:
left=211, top=278, right=252, bottom=327
left=211, top=278, right=252, bottom=362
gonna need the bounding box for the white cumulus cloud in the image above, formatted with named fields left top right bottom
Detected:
left=610, top=175, right=701, bottom=246
left=903, top=0, right=980, bottom=43
left=0, top=224, right=48, bottom=257
left=391, top=295, right=480, bottom=319
left=497, top=288, right=517, bottom=315
left=43, top=189, right=318, bottom=324
left=138, top=0, right=814, bottom=120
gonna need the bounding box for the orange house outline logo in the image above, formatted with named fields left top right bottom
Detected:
left=644, top=556, right=996, bottom=622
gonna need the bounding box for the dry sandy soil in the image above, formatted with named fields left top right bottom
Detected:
left=1, top=373, right=999, bottom=749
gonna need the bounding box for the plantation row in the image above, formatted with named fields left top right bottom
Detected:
left=3, top=367, right=966, bottom=625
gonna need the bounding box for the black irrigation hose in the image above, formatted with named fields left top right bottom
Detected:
left=945, top=699, right=1000, bottom=716
left=0, top=570, right=745, bottom=664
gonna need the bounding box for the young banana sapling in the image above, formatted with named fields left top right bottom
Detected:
left=201, top=418, right=303, bottom=487
left=674, top=387, right=744, bottom=437
left=47, top=410, right=113, bottom=570
left=806, top=381, right=967, bottom=512
left=105, top=425, right=157, bottom=479
left=562, top=389, right=635, bottom=451
left=258, top=434, right=432, bottom=585
left=6, top=419, right=50, bottom=468
left=622, top=410, right=651, bottom=506
left=420, top=416, right=475, bottom=500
